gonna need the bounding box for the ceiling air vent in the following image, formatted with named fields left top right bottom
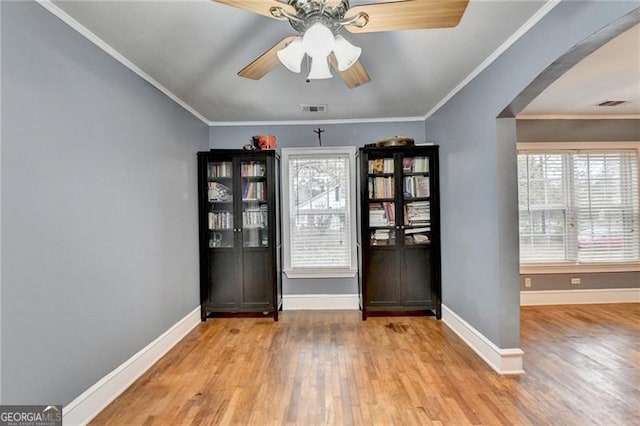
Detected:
left=595, top=100, right=628, bottom=107
left=301, top=104, right=328, bottom=113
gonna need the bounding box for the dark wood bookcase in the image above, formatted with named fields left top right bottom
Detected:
left=358, top=145, right=441, bottom=319
left=197, top=150, right=282, bottom=321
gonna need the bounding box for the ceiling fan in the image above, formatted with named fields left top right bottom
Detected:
left=214, top=0, right=470, bottom=88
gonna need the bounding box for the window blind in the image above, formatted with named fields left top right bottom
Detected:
left=288, top=153, right=353, bottom=270
left=573, top=152, right=639, bottom=263
left=518, top=150, right=639, bottom=265
left=518, top=153, right=570, bottom=263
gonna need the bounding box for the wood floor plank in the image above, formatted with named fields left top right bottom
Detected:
left=90, top=304, right=640, bottom=425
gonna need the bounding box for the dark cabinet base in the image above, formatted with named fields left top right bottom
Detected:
left=201, top=303, right=283, bottom=321
left=363, top=308, right=438, bottom=319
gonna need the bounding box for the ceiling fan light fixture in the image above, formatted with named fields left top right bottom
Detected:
left=302, top=22, right=335, bottom=58
left=307, top=56, right=333, bottom=80
left=332, top=34, right=361, bottom=71
left=277, top=37, right=305, bottom=73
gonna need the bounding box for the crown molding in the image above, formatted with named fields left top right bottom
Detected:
left=36, top=0, right=210, bottom=125
left=208, top=116, right=425, bottom=127
left=423, top=0, right=562, bottom=121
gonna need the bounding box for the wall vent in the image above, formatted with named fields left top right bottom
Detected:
left=301, top=104, right=328, bottom=113
left=595, top=100, right=628, bottom=107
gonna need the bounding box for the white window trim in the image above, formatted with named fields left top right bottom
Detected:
left=517, top=141, right=640, bottom=274
left=281, top=147, right=358, bottom=278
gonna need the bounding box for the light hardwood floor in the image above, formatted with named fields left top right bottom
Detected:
left=91, top=304, right=640, bottom=425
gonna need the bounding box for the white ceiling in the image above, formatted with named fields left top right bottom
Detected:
left=50, top=0, right=556, bottom=124
left=520, top=23, right=640, bottom=118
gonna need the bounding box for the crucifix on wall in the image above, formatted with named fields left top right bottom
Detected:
left=314, top=128, right=325, bottom=146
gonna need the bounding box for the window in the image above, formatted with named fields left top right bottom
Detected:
left=282, top=147, right=357, bottom=277
left=518, top=149, right=639, bottom=268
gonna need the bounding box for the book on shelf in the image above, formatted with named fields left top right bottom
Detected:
left=208, top=162, right=232, bottom=178
left=368, top=176, right=394, bottom=199
left=368, top=158, right=394, bottom=174
left=208, top=182, right=232, bottom=201
left=405, top=201, right=430, bottom=225
left=208, top=211, right=233, bottom=230
left=404, top=226, right=430, bottom=234
left=403, top=157, right=429, bottom=173
left=368, top=202, right=395, bottom=226
left=243, top=181, right=266, bottom=200
left=243, top=204, right=268, bottom=228
left=371, top=229, right=394, bottom=245
left=373, top=229, right=391, bottom=240
left=241, top=162, right=266, bottom=177
left=403, top=176, right=430, bottom=198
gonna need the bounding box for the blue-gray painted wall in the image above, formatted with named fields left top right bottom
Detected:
left=1, top=2, right=208, bottom=404
left=424, top=1, right=639, bottom=349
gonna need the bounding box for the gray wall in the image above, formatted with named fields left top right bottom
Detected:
left=209, top=121, right=426, bottom=152
left=1, top=1, right=208, bottom=405
left=517, top=118, right=640, bottom=291
left=210, top=121, right=425, bottom=295
left=520, top=272, right=639, bottom=291
left=517, top=119, right=640, bottom=142
left=424, top=2, right=639, bottom=349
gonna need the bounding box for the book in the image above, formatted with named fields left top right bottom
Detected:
left=208, top=182, right=232, bottom=201
left=208, top=211, right=233, bottom=229
left=369, top=203, right=389, bottom=226
left=369, top=177, right=394, bottom=198
left=403, top=176, right=430, bottom=198
left=208, top=162, right=232, bottom=178
left=241, top=162, right=265, bottom=177
left=405, top=201, right=430, bottom=225
left=369, top=158, right=394, bottom=174
left=243, top=182, right=266, bottom=200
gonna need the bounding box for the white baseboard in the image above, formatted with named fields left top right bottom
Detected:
left=62, top=306, right=201, bottom=426
left=441, top=304, right=524, bottom=375
left=521, top=288, right=640, bottom=306
left=283, top=294, right=360, bottom=310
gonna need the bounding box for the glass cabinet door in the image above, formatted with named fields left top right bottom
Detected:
left=206, top=161, right=234, bottom=248
left=241, top=160, right=269, bottom=248
left=402, top=155, right=431, bottom=246
left=367, top=156, right=396, bottom=246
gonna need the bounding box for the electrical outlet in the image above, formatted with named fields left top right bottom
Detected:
left=524, top=278, right=532, bottom=288
left=571, top=277, right=581, bottom=285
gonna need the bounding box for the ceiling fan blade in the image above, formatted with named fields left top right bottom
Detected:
left=344, top=0, right=469, bottom=33
left=238, top=36, right=297, bottom=80
left=329, top=54, right=371, bottom=89
left=213, top=0, right=295, bottom=19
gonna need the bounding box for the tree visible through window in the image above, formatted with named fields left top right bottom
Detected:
left=282, top=148, right=357, bottom=276
left=518, top=150, right=639, bottom=265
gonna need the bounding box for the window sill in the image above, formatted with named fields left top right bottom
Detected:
left=520, top=262, right=640, bottom=275
left=284, top=269, right=358, bottom=279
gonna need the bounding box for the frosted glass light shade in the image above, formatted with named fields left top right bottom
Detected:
left=302, top=22, right=335, bottom=58
left=277, top=37, right=305, bottom=73
left=333, top=35, right=362, bottom=71
left=307, top=57, right=333, bottom=80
